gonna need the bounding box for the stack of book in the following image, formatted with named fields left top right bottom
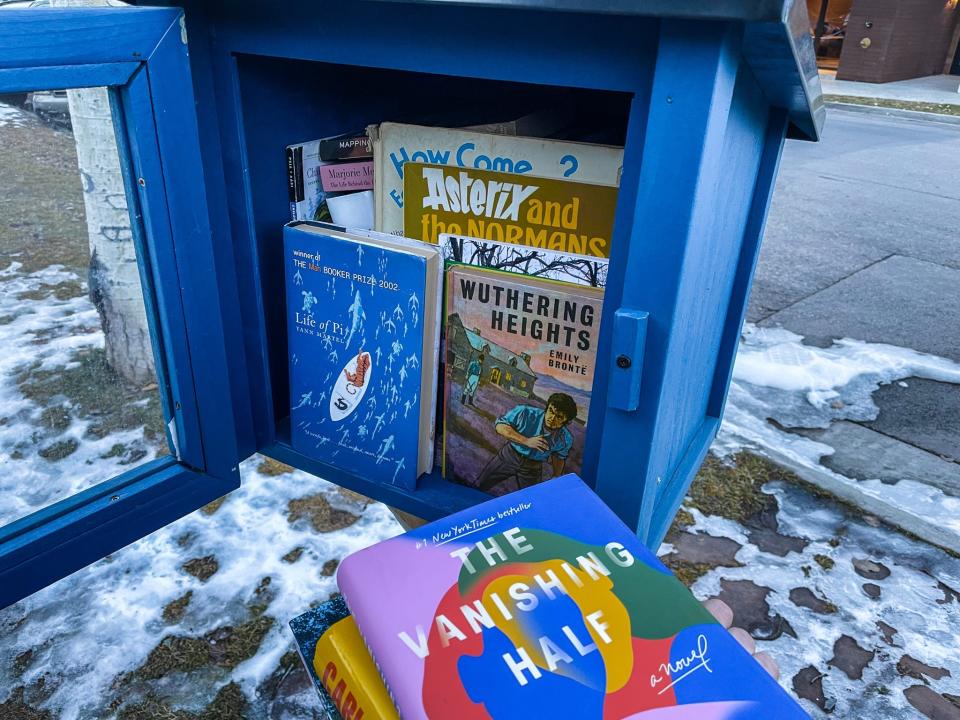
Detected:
left=285, top=120, right=807, bottom=718
left=284, top=120, right=622, bottom=495
left=290, top=474, right=809, bottom=718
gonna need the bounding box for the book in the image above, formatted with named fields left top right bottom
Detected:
left=336, top=474, right=809, bottom=719
left=320, top=130, right=373, bottom=162
left=287, top=136, right=375, bottom=228
left=442, top=265, right=603, bottom=495
left=370, top=122, right=623, bottom=236
left=289, top=595, right=399, bottom=720
left=439, top=234, right=608, bottom=288
left=285, top=221, right=442, bottom=488
left=404, top=162, right=619, bottom=258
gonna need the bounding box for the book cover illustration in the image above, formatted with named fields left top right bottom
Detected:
left=336, top=474, right=809, bottom=720
left=289, top=595, right=399, bottom=720
left=443, top=265, right=603, bottom=495
left=371, top=122, right=623, bottom=236
left=285, top=223, right=430, bottom=488
left=287, top=136, right=374, bottom=228
left=404, top=162, right=618, bottom=258
left=440, top=233, right=608, bottom=288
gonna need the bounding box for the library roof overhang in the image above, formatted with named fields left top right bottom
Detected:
left=369, top=0, right=826, bottom=142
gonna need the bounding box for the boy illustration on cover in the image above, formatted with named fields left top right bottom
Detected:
left=476, top=393, right=578, bottom=492
left=460, top=353, right=484, bottom=406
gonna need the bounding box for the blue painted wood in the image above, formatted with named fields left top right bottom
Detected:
left=589, top=21, right=745, bottom=542
left=110, top=85, right=181, bottom=456
left=707, top=108, right=788, bottom=420
left=647, top=111, right=787, bottom=546
left=647, top=417, right=720, bottom=546
left=170, top=4, right=257, bottom=457
left=266, top=439, right=490, bottom=520
left=142, top=19, right=240, bottom=479
left=0, top=63, right=138, bottom=93
left=0, top=6, right=243, bottom=607
left=0, top=456, right=177, bottom=546
left=607, top=310, right=649, bottom=412
left=203, top=0, right=656, bottom=93
left=0, top=7, right=180, bottom=68
left=639, top=62, right=770, bottom=542
left=122, top=67, right=205, bottom=468
left=0, top=460, right=234, bottom=608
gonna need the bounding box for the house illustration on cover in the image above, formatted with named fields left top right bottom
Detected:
left=446, top=313, right=536, bottom=398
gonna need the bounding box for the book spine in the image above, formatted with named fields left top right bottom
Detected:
left=319, top=131, right=373, bottom=161
left=292, top=639, right=343, bottom=720
left=314, top=618, right=399, bottom=720
left=368, top=124, right=385, bottom=233
left=338, top=572, right=404, bottom=718
left=318, top=160, right=374, bottom=193
left=287, top=145, right=305, bottom=220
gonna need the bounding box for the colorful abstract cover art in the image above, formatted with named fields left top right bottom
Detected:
left=443, top=265, right=603, bottom=495
left=285, top=222, right=427, bottom=488
left=337, top=475, right=809, bottom=720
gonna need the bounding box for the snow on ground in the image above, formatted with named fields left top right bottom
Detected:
left=717, top=324, right=960, bottom=535
left=0, top=261, right=401, bottom=717
left=0, top=102, right=29, bottom=128
left=683, top=476, right=960, bottom=717
left=2, top=456, right=399, bottom=718
left=0, top=263, right=160, bottom=525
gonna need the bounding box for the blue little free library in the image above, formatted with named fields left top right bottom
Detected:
left=0, top=0, right=823, bottom=606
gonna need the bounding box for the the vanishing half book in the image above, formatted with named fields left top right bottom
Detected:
left=285, top=221, right=441, bottom=488
left=336, top=474, right=809, bottom=719
left=443, top=265, right=603, bottom=495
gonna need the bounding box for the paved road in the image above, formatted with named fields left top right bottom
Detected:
left=747, top=106, right=960, bottom=496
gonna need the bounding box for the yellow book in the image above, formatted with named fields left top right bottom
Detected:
left=290, top=597, right=399, bottom=720
left=403, top=161, right=619, bottom=258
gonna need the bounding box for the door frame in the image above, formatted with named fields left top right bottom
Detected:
left=0, top=7, right=240, bottom=608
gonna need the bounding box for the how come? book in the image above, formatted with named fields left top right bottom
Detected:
left=336, top=475, right=809, bottom=719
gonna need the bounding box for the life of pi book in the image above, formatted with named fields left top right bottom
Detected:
left=443, top=265, right=603, bottom=495
left=336, top=474, right=810, bottom=720
left=284, top=221, right=440, bottom=488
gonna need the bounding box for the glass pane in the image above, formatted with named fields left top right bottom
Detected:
left=0, top=88, right=169, bottom=528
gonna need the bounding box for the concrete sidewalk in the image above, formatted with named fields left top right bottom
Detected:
left=820, top=69, right=960, bottom=106
left=743, top=104, right=960, bottom=553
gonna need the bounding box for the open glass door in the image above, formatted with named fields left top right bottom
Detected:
left=0, top=6, right=240, bottom=607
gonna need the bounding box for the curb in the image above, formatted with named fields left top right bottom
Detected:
left=825, top=100, right=960, bottom=126
left=758, top=447, right=960, bottom=556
